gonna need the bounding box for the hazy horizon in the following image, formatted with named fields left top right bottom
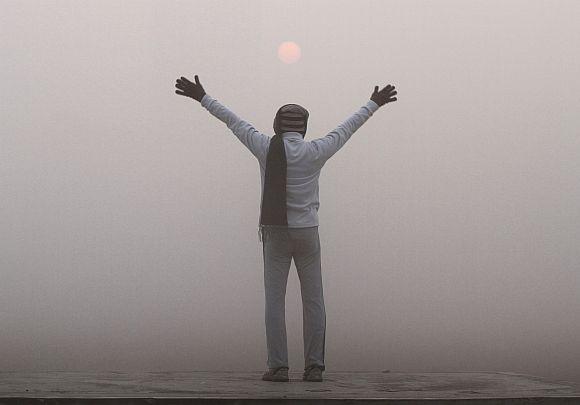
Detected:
left=1, top=0, right=579, bottom=385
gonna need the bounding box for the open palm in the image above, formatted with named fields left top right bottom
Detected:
left=175, top=75, right=206, bottom=102
left=371, top=84, right=397, bottom=107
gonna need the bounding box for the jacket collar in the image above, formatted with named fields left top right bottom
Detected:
left=281, top=132, right=303, bottom=140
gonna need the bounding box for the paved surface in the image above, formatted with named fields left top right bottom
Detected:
left=1, top=371, right=579, bottom=404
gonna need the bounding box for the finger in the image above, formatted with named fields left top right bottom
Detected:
left=374, top=85, right=378, bottom=93
left=195, top=75, right=200, bottom=84
left=388, top=97, right=397, bottom=102
left=181, top=76, right=192, bottom=83
left=175, top=90, right=188, bottom=96
left=382, top=84, right=393, bottom=92
left=390, top=90, right=398, bottom=96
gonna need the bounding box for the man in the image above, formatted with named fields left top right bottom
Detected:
left=175, top=75, right=397, bottom=382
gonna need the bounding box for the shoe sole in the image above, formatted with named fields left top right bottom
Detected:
left=302, top=373, right=323, bottom=382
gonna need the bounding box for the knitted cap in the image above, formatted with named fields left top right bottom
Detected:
left=273, top=104, right=309, bottom=136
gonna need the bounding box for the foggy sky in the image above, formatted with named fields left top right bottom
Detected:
left=1, top=0, right=579, bottom=384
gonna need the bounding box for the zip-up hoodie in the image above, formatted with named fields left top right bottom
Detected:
left=200, top=94, right=380, bottom=240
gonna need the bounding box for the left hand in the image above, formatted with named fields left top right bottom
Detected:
left=370, top=84, right=397, bottom=107
left=175, top=75, right=206, bottom=102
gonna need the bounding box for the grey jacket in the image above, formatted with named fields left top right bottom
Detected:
left=200, top=94, right=380, bottom=238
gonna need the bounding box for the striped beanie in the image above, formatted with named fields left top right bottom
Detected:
left=273, top=103, right=309, bottom=137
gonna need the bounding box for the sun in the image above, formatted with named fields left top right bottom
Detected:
left=277, top=41, right=301, bottom=64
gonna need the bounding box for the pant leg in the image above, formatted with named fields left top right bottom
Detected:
left=262, top=226, right=292, bottom=369
left=290, top=226, right=326, bottom=372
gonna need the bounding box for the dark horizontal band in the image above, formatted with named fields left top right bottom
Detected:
left=280, top=115, right=307, bottom=121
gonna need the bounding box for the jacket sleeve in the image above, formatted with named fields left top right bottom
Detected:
left=200, top=94, right=270, bottom=163
left=309, top=99, right=380, bottom=165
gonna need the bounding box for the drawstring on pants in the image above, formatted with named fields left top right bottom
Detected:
left=258, top=224, right=272, bottom=243
left=258, top=224, right=265, bottom=243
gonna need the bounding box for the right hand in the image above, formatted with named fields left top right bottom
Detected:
left=371, top=84, right=397, bottom=107
left=175, top=75, right=206, bottom=103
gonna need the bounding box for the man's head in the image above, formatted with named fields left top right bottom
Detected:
left=273, top=103, right=309, bottom=138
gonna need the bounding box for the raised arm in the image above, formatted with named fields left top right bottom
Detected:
left=175, top=75, right=270, bottom=163
left=309, top=84, right=397, bottom=165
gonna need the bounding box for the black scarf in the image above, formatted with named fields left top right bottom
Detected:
left=259, top=133, right=288, bottom=226
left=258, top=104, right=309, bottom=242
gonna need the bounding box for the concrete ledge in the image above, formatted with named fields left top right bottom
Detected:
left=1, top=371, right=579, bottom=404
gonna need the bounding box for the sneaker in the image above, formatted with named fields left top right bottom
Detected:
left=262, top=366, right=289, bottom=382
left=302, top=365, right=323, bottom=382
